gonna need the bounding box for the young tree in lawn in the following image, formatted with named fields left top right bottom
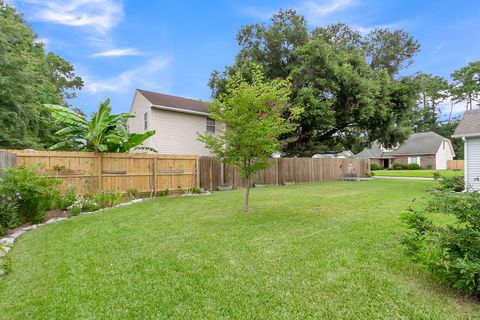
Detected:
left=199, top=67, right=302, bottom=213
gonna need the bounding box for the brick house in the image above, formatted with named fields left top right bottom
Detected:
left=356, top=132, right=455, bottom=169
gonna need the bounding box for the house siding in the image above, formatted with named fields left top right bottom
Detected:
left=128, top=91, right=153, bottom=148
left=435, top=139, right=455, bottom=170
left=466, top=137, right=480, bottom=191
left=128, top=91, right=221, bottom=155
left=148, top=108, right=218, bottom=155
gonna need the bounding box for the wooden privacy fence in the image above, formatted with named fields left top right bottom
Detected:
left=200, top=157, right=370, bottom=190
left=0, top=151, right=16, bottom=174
left=2, top=150, right=199, bottom=195
left=448, top=160, right=464, bottom=171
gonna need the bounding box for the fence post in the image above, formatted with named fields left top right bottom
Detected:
left=98, top=153, right=103, bottom=191
left=275, top=158, right=279, bottom=185
left=209, top=158, right=213, bottom=191
left=309, top=158, right=314, bottom=182
left=153, top=157, right=157, bottom=196
left=195, top=156, right=200, bottom=189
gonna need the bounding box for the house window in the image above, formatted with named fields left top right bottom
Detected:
left=206, top=118, right=215, bottom=133
left=408, top=156, right=420, bottom=165
left=144, top=112, right=148, bottom=130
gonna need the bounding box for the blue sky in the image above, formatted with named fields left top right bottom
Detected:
left=9, top=0, right=480, bottom=117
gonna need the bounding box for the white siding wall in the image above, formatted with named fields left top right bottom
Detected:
left=466, top=137, right=480, bottom=191
left=148, top=108, right=219, bottom=155
left=127, top=91, right=153, bottom=148
left=435, top=139, right=455, bottom=170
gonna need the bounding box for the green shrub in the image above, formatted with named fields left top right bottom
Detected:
left=407, top=163, right=421, bottom=170
left=432, top=171, right=441, bottom=180
left=158, top=189, right=169, bottom=197
left=0, top=193, right=20, bottom=234
left=56, top=185, right=77, bottom=211
left=370, top=163, right=384, bottom=170
left=190, top=188, right=202, bottom=194
left=392, top=162, right=408, bottom=170
left=437, top=176, right=464, bottom=192
left=126, top=188, right=140, bottom=199
left=90, top=189, right=123, bottom=208
left=401, top=192, right=480, bottom=296
left=426, top=164, right=433, bottom=170
left=0, top=165, right=60, bottom=223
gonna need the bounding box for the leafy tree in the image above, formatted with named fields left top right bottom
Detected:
left=45, top=52, right=84, bottom=100
left=364, top=28, right=421, bottom=76
left=412, top=73, right=449, bottom=132
left=451, top=61, right=480, bottom=110
left=0, top=1, right=82, bottom=149
left=46, top=99, right=156, bottom=153
left=199, top=67, right=302, bottom=212
left=209, top=10, right=420, bottom=156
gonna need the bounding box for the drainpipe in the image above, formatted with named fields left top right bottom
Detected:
left=463, top=137, right=468, bottom=191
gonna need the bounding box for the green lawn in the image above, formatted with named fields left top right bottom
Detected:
left=373, top=169, right=463, bottom=178
left=1, top=180, right=478, bottom=319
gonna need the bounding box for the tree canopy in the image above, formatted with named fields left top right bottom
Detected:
left=199, top=67, right=302, bottom=212
left=0, top=1, right=83, bottom=149
left=210, top=10, right=419, bottom=155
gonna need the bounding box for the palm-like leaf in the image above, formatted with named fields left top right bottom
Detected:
left=45, top=99, right=156, bottom=153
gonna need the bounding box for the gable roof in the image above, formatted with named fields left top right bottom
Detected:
left=452, top=109, right=480, bottom=138
left=356, top=143, right=387, bottom=158
left=356, top=132, right=449, bottom=158
left=137, top=89, right=210, bottom=115
left=392, top=132, right=446, bottom=155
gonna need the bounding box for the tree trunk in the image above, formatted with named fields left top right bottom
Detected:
left=244, top=176, right=251, bottom=213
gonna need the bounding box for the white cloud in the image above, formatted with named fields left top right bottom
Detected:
left=302, top=0, right=356, bottom=19
left=90, top=48, right=143, bottom=58
left=21, top=0, right=123, bottom=34
left=84, top=57, right=171, bottom=94
left=240, top=0, right=358, bottom=24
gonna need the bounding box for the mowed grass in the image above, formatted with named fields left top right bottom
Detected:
left=0, top=180, right=479, bottom=319
left=374, top=169, right=463, bottom=178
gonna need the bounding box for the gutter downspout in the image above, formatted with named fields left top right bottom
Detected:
left=463, top=137, right=468, bottom=191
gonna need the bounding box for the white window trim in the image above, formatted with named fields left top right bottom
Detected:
left=408, top=156, right=421, bottom=165
left=144, top=112, right=148, bottom=131
left=206, top=118, right=215, bottom=133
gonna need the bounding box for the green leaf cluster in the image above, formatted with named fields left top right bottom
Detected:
left=46, top=99, right=156, bottom=153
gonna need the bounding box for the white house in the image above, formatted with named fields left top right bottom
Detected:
left=128, top=89, right=221, bottom=155
left=452, top=109, right=480, bottom=191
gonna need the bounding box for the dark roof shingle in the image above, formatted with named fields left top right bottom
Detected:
left=356, top=131, right=448, bottom=158
left=453, top=109, right=480, bottom=137
left=138, top=89, right=209, bottom=114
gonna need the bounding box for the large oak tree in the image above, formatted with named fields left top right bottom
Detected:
left=210, top=10, right=420, bottom=155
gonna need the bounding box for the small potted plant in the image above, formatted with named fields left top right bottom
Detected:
left=284, top=177, right=295, bottom=186
left=217, top=184, right=233, bottom=191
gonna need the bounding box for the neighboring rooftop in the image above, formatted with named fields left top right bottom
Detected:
left=452, top=109, right=480, bottom=138
left=356, top=131, right=450, bottom=158
left=137, top=89, right=209, bottom=114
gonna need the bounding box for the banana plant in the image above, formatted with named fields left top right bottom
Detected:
left=45, top=99, right=156, bottom=153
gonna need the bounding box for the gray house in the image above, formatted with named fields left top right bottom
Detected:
left=356, top=132, right=455, bottom=169
left=452, top=109, right=480, bottom=191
